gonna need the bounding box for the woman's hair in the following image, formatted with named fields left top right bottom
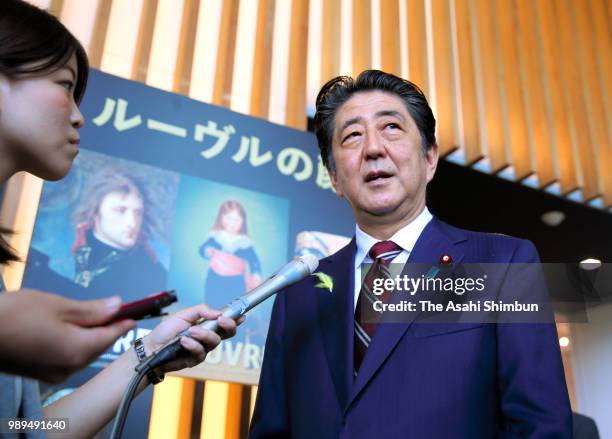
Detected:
left=0, top=0, right=89, bottom=103
left=0, top=0, right=90, bottom=264
left=212, top=200, right=249, bottom=236
left=0, top=226, right=18, bottom=266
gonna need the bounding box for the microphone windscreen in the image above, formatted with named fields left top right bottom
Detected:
left=300, top=253, right=319, bottom=273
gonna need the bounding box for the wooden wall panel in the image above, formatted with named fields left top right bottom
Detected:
left=473, top=0, right=508, bottom=172
left=405, top=0, right=429, bottom=96
left=251, top=0, right=276, bottom=118
left=0, top=173, right=43, bottom=290
left=496, top=0, right=532, bottom=180
left=535, top=0, right=578, bottom=194
left=573, top=0, right=612, bottom=205
left=380, top=0, right=401, bottom=76
left=148, top=376, right=195, bottom=439
left=556, top=0, right=599, bottom=200
left=605, top=149, right=612, bottom=209
left=146, top=0, right=186, bottom=90
left=431, top=0, right=459, bottom=156
left=454, top=0, right=483, bottom=164
left=230, top=0, right=260, bottom=113
left=590, top=0, right=612, bottom=139
left=99, top=0, right=144, bottom=79
left=250, top=385, right=258, bottom=421
left=352, top=0, right=372, bottom=75
left=213, top=0, right=240, bottom=107
left=173, top=0, right=200, bottom=95
left=589, top=0, right=612, bottom=207
left=515, top=0, right=557, bottom=187
left=321, top=0, right=341, bottom=84
left=28, top=0, right=612, bottom=205
left=285, top=0, right=311, bottom=129
left=131, top=0, right=158, bottom=82
left=49, top=0, right=65, bottom=16
left=200, top=381, right=242, bottom=439
left=87, top=0, right=113, bottom=68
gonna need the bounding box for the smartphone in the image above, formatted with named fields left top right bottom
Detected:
left=109, top=290, right=178, bottom=323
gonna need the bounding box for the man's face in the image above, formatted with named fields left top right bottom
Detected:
left=329, top=90, right=438, bottom=226
left=93, top=190, right=144, bottom=250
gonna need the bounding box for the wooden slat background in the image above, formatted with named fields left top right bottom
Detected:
left=454, top=0, right=482, bottom=165
left=2, top=1, right=610, bottom=437
left=380, top=0, right=401, bottom=76
left=515, top=0, right=556, bottom=187
left=131, top=0, right=159, bottom=83
left=537, top=0, right=580, bottom=194
left=474, top=0, right=510, bottom=173
left=352, top=0, right=372, bottom=75
left=496, top=0, right=532, bottom=180
left=213, top=0, right=240, bottom=107
left=250, top=0, right=276, bottom=118
left=406, top=0, right=430, bottom=98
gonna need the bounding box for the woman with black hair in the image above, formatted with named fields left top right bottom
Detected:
left=0, top=1, right=237, bottom=436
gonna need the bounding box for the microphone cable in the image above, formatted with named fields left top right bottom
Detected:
left=110, top=334, right=190, bottom=439
left=109, top=365, right=149, bottom=439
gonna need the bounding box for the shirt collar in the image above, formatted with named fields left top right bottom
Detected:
left=354, top=207, right=433, bottom=269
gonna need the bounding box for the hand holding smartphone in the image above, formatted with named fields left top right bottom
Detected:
left=109, top=290, right=178, bottom=323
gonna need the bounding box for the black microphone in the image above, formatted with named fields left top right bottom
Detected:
left=138, top=254, right=319, bottom=370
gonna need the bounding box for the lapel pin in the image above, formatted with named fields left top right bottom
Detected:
left=313, top=272, right=334, bottom=293
left=439, top=253, right=452, bottom=265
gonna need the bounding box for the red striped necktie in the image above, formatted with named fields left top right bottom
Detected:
left=354, top=240, right=403, bottom=375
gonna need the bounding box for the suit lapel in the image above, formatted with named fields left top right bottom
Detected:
left=317, top=237, right=356, bottom=412
left=347, top=218, right=467, bottom=408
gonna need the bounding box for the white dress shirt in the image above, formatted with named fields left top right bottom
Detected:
left=353, top=207, right=433, bottom=311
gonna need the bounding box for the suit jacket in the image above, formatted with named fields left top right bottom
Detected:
left=250, top=218, right=572, bottom=438
left=572, top=413, right=600, bottom=439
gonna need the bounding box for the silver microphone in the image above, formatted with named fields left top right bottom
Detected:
left=184, top=253, right=319, bottom=334
left=142, top=254, right=319, bottom=370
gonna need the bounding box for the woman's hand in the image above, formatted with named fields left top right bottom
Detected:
left=142, top=305, right=244, bottom=374
left=0, top=290, right=134, bottom=383
left=41, top=304, right=243, bottom=438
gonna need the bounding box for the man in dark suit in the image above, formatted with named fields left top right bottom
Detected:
left=249, top=70, right=572, bottom=438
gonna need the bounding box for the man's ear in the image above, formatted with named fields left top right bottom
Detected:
left=0, top=73, right=9, bottom=112
left=425, top=144, right=439, bottom=183
left=328, top=167, right=344, bottom=198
